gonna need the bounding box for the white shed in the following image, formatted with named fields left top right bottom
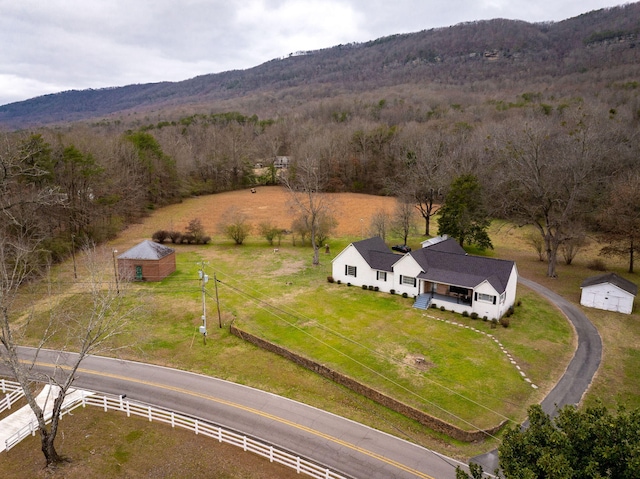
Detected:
left=580, top=273, right=637, bottom=315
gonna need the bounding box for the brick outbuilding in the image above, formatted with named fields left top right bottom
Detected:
left=117, top=240, right=176, bottom=282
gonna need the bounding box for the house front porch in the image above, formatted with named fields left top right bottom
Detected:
left=413, top=292, right=473, bottom=315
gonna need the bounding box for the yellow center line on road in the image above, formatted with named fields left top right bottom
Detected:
left=33, top=360, right=436, bottom=479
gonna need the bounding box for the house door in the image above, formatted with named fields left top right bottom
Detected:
left=135, top=265, right=143, bottom=280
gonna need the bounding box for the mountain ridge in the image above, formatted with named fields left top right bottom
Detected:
left=2, top=3, right=639, bottom=128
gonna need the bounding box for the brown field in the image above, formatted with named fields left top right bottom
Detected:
left=114, top=185, right=401, bottom=248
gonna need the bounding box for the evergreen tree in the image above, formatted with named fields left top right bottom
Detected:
left=437, top=174, right=492, bottom=250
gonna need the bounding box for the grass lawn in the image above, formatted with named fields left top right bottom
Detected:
left=2, top=189, right=639, bottom=475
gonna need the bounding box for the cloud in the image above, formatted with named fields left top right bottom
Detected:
left=0, top=0, right=629, bottom=106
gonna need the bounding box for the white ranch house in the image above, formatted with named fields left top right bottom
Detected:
left=332, top=236, right=518, bottom=320
left=580, top=273, right=637, bottom=314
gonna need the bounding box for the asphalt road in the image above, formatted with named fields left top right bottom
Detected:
left=471, top=277, right=603, bottom=473
left=8, top=276, right=602, bottom=479
left=14, top=347, right=468, bottom=479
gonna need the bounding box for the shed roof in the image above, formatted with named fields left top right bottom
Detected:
left=581, top=273, right=638, bottom=296
left=117, top=240, right=175, bottom=260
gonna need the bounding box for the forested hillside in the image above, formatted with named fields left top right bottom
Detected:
left=1, top=3, right=639, bottom=279
left=1, top=3, right=639, bottom=127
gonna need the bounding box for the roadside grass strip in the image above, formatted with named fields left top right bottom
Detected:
left=422, top=314, right=538, bottom=389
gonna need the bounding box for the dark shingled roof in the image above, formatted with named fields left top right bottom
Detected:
left=351, top=237, right=399, bottom=272
left=581, top=273, right=638, bottom=296
left=410, top=247, right=515, bottom=294
left=117, top=240, right=175, bottom=260
left=422, top=237, right=466, bottom=254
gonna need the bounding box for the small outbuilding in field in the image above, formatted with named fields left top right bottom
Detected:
left=580, top=273, right=637, bottom=315
left=117, top=240, right=176, bottom=282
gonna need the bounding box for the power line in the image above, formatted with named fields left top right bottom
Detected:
left=216, top=276, right=511, bottom=440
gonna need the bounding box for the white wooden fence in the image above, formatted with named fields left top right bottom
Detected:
left=4, top=391, right=351, bottom=479
left=0, top=379, right=24, bottom=414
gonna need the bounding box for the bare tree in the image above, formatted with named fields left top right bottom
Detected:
left=493, top=109, right=620, bottom=277
left=391, top=198, right=415, bottom=246
left=394, top=126, right=449, bottom=236
left=0, top=241, right=133, bottom=467
left=282, top=127, right=337, bottom=266
left=598, top=172, right=640, bottom=273
left=369, top=208, right=391, bottom=240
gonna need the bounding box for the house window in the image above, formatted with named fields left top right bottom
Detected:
left=401, top=275, right=416, bottom=287
left=476, top=293, right=496, bottom=304
left=377, top=271, right=387, bottom=281
left=345, top=265, right=357, bottom=277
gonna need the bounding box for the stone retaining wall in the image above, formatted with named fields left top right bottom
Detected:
left=230, top=325, right=506, bottom=442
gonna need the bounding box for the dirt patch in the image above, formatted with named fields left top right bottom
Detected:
left=115, top=186, right=399, bottom=246
left=405, top=354, right=436, bottom=371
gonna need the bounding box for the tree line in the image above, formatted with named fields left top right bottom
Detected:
left=1, top=89, right=639, bottom=280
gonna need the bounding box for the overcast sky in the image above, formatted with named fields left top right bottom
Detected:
left=0, top=0, right=629, bottom=106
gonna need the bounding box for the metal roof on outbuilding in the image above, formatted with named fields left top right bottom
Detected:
left=581, top=273, right=638, bottom=296
left=117, top=240, right=175, bottom=260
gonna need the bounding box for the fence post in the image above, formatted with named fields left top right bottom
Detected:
left=0, top=378, right=5, bottom=393
left=269, top=445, right=274, bottom=462
left=148, top=405, right=152, bottom=422
left=171, top=411, right=175, bottom=428
left=195, top=420, right=199, bottom=435
left=6, top=393, right=11, bottom=410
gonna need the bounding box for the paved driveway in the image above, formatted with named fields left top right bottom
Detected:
left=472, top=277, right=602, bottom=472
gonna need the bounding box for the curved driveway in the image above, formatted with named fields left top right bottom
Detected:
left=472, top=277, right=603, bottom=472
left=15, top=347, right=467, bottom=479
left=11, top=276, right=601, bottom=479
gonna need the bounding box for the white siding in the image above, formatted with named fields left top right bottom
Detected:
left=472, top=281, right=502, bottom=320
left=581, top=283, right=634, bottom=314
left=391, top=255, right=423, bottom=296
left=331, top=244, right=399, bottom=292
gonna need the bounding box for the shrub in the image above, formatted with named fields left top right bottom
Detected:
left=201, top=235, right=211, bottom=244
left=440, top=306, right=445, bottom=311
left=368, top=285, right=374, bottom=290
left=500, top=317, right=510, bottom=328
left=186, top=218, right=206, bottom=243
left=402, top=292, right=408, bottom=298
left=431, top=303, right=437, bottom=309
left=517, top=300, right=522, bottom=307
left=152, top=230, right=169, bottom=243
left=374, top=286, right=379, bottom=292
left=470, top=312, right=478, bottom=319
left=587, top=258, right=607, bottom=271
left=336, top=280, right=341, bottom=284
left=390, top=289, right=395, bottom=295
left=347, top=282, right=351, bottom=287
left=362, top=284, right=368, bottom=290
left=483, top=316, right=488, bottom=321
left=168, top=231, right=182, bottom=244
left=181, top=233, right=195, bottom=244
left=327, top=276, right=334, bottom=283
left=490, top=319, right=498, bottom=329
left=462, top=311, right=469, bottom=317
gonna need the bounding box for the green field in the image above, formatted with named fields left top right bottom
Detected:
left=5, top=197, right=640, bottom=474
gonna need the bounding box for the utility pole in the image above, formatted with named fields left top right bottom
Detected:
left=198, top=262, right=209, bottom=344
left=112, top=249, right=119, bottom=294
left=214, top=273, right=222, bottom=328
